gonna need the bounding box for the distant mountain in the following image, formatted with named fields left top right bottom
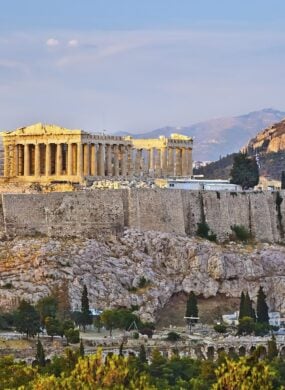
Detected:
left=116, top=108, right=285, bottom=161
left=194, top=118, right=285, bottom=181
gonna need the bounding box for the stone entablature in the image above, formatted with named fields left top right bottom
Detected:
left=1, top=123, right=193, bottom=183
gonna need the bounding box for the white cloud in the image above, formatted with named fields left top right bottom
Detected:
left=68, top=39, right=79, bottom=47
left=46, top=38, right=59, bottom=47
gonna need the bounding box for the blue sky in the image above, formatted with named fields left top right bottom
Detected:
left=1, top=1, right=285, bottom=132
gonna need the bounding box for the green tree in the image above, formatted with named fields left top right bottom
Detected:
left=267, top=335, right=278, bottom=361
left=185, top=291, right=198, bottom=323
left=79, top=339, right=85, bottom=357
left=80, top=285, right=92, bottom=331
left=35, top=339, right=46, bottom=367
left=237, top=316, right=255, bottom=335
left=213, top=357, right=275, bottom=390
left=14, top=300, right=41, bottom=338
left=45, top=317, right=61, bottom=340
left=36, top=296, right=58, bottom=327
left=256, top=286, right=269, bottom=324
left=281, top=171, right=285, bottom=190
left=101, top=309, right=118, bottom=336
left=139, top=344, right=147, bottom=364
left=239, top=291, right=246, bottom=320
left=93, top=314, right=102, bottom=332
left=230, top=152, right=259, bottom=189
left=51, top=280, right=71, bottom=321
left=244, top=292, right=255, bottom=319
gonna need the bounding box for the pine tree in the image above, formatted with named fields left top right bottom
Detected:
left=239, top=291, right=245, bottom=320
left=185, top=291, right=198, bottom=323
left=35, top=340, right=46, bottom=367
left=230, top=152, right=259, bottom=189
left=256, top=286, right=269, bottom=324
left=79, top=339, right=85, bottom=357
left=80, top=285, right=92, bottom=331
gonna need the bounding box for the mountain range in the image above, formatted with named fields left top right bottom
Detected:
left=116, top=108, right=285, bottom=161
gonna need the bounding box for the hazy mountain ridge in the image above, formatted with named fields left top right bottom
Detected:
left=116, top=108, right=285, bottom=161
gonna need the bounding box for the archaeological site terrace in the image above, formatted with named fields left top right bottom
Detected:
left=0, top=123, right=193, bottom=184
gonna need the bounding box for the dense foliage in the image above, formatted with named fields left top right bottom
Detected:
left=230, top=152, right=259, bottom=189
left=0, top=347, right=285, bottom=389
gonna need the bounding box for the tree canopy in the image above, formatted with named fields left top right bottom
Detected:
left=230, top=152, right=259, bottom=189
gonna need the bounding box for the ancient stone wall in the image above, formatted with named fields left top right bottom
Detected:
left=0, top=189, right=284, bottom=243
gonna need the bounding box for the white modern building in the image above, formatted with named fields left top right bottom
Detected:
left=166, top=178, right=242, bottom=191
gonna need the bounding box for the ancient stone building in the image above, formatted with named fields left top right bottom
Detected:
left=0, top=123, right=193, bottom=183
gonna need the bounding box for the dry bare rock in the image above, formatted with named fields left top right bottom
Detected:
left=0, top=230, right=284, bottom=322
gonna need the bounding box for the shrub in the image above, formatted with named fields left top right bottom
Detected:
left=214, top=324, right=227, bottom=334
left=230, top=225, right=251, bottom=242
left=133, top=332, right=139, bottom=339
left=197, top=222, right=217, bottom=242
left=138, top=276, right=150, bottom=289
left=139, top=328, right=154, bottom=338
left=65, top=328, right=80, bottom=344
left=166, top=331, right=181, bottom=342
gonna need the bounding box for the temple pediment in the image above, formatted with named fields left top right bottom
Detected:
left=4, top=123, right=83, bottom=136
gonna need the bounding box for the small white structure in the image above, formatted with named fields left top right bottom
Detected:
left=167, top=178, right=242, bottom=191
left=269, top=312, right=281, bottom=327
left=222, top=311, right=239, bottom=326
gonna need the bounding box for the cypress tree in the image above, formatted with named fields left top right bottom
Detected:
left=139, top=344, right=147, bottom=363
left=185, top=291, right=198, bottom=322
left=230, top=152, right=259, bottom=189
left=80, top=284, right=92, bottom=331
left=79, top=339, right=85, bottom=357
left=244, top=292, right=254, bottom=318
left=281, top=171, right=285, bottom=190
left=267, top=335, right=278, bottom=361
left=35, top=340, right=46, bottom=367
left=239, top=291, right=245, bottom=319
left=256, top=286, right=269, bottom=324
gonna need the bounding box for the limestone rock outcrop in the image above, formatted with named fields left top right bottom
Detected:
left=245, top=119, right=285, bottom=153
left=0, top=230, right=284, bottom=322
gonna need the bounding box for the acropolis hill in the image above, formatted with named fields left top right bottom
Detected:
left=0, top=124, right=284, bottom=321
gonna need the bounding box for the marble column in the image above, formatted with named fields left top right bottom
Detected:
left=18, top=145, right=24, bottom=176
left=113, top=145, right=119, bottom=176
left=127, top=146, right=133, bottom=176
left=106, top=144, right=112, bottom=176
left=90, top=144, right=97, bottom=176
left=187, top=148, right=193, bottom=176
left=155, top=149, right=161, bottom=176
left=120, top=145, right=127, bottom=176
left=175, top=148, right=182, bottom=176
left=135, top=149, right=142, bottom=175
left=35, top=143, right=41, bottom=177
left=161, top=147, right=168, bottom=177
left=77, top=143, right=83, bottom=177
left=83, top=144, right=90, bottom=176
left=56, top=144, right=62, bottom=176
left=98, top=144, right=105, bottom=176
left=181, top=148, right=188, bottom=176
left=24, top=144, right=30, bottom=176
left=4, top=145, right=10, bottom=177
left=13, top=145, right=18, bottom=176
left=149, top=147, right=155, bottom=175
left=168, top=148, right=174, bottom=176
left=45, top=143, right=51, bottom=176
left=67, top=143, right=73, bottom=176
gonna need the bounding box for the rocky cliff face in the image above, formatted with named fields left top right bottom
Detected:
left=0, top=230, right=284, bottom=322
left=245, top=119, right=285, bottom=153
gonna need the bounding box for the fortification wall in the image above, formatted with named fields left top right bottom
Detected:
left=2, top=191, right=125, bottom=238
left=0, top=189, right=284, bottom=243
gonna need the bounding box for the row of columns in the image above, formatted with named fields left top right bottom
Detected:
left=4, top=143, right=193, bottom=179
left=5, top=142, right=133, bottom=178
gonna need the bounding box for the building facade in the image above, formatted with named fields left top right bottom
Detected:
left=0, top=123, right=193, bottom=183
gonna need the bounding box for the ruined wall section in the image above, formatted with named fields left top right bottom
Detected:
left=127, top=189, right=185, bottom=234
left=0, top=189, right=284, bottom=243
left=2, top=191, right=125, bottom=238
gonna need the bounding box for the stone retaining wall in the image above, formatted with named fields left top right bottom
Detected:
left=0, top=189, right=284, bottom=243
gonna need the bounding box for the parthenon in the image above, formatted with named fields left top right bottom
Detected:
left=0, top=123, right=193, bottom=183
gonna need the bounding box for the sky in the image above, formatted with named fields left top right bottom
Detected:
left=0, top=0, right=285, bottom=133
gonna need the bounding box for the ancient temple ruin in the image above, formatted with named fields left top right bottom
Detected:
left=0, top=123, right=193, bottom=183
